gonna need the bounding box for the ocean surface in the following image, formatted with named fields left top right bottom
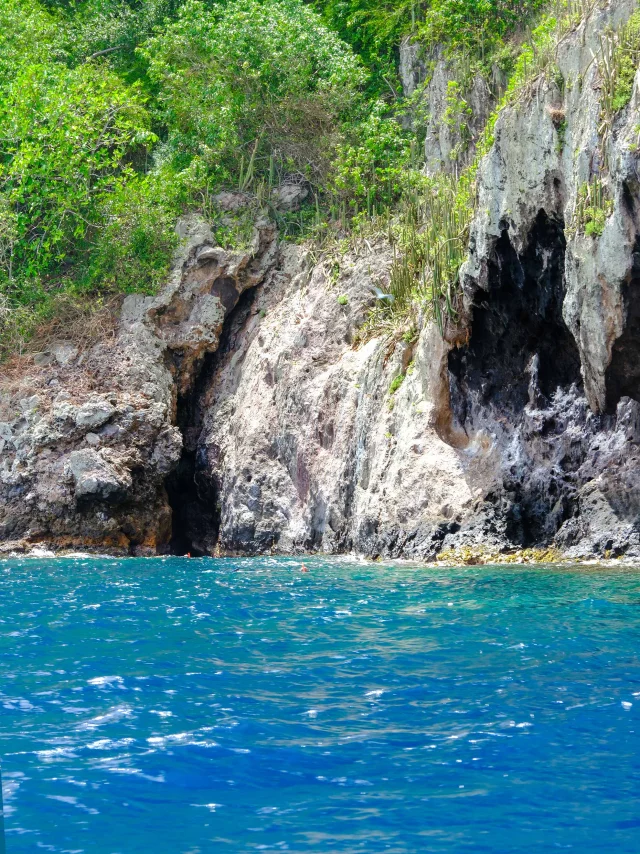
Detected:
left=0, top=555, right=639, bottom=853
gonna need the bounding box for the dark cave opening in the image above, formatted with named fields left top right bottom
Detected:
left=448, top=209, right=583, bottom=546
left=605, top=238, right=640, bottom=413
left=449, top=210, right=582, bottom=414
left=163, top=286, right=258, bottom=555
left=164, top=377, right=221, bottom=556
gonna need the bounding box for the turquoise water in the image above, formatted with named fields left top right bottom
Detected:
left=1, top=556, right=639, bottom=853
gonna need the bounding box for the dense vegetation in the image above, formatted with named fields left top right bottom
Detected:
left=0, top=0, right=635, bottom=355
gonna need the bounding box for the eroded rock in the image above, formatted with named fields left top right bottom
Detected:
left=67, top=449, right=131, bottom=502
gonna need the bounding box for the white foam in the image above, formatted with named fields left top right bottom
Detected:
left=86, top=738, right=135, bottom=750
left=147, top=731, right=219, bottom=749
left=77, top=704, right=133, bottom=730
left=87, top=675, right=124, bottom=687
left=106, top=767, right=166, bottom=783
left=35, top=747, right=77, bottom=761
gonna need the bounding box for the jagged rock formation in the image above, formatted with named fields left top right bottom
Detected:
left=3, top=1, right=640, bottom=560
left=0, top=217, right=277, bottom=553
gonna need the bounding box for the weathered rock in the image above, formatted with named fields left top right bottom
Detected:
left=399, top=37, right=428, bottom=97
left=0, top=214, right=278, bottom=554
left=67, top=449, right=131, bottom=502
left=75, top=398, right=116, bottom=430
left=174, top=242, right=470, bottom=557
left=272, top=182, right=309, bottom=212
left=3, top=3, right=640, bottom=562
left=52, top=343, right=79, bottom=367
left=399, top=41, right=498, bottom=174
left=214, top=191, right=251, bottom=212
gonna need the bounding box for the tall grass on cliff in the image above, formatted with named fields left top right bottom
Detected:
left=357, top=0, right=621, bottom=340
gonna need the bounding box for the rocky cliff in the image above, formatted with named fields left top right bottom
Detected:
left=2, top=0, right=640, bottom=561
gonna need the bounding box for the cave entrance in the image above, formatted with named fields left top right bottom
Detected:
left=447, top=209, right=583, bottom=546
left=162, top=285, right=258, bottom=556
left=165, top=379, right=221, bottom=556
left=605, top=238, right=640, bottom=413
left=449, top=209, right=581, bottom=416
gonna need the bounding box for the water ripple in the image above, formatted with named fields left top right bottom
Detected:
left=0, top=556, right=639, bottom=852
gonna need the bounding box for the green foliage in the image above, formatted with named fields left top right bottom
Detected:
left=314, top=0, right=549, bottom=89
left=140, top=0, right=368, bottom=186
left=84, top=172, right=179, bottom=294
left=337, top=294, right=349, bottom=305
left=418, top=0, right=549, bottom=59
left=0, top=0, right=182, bottom=356
left=313, top=0, right=413, bottom=91
left=0, top=0, right=61, bottom=81
left=389, top=372, right=405, bottom=394
left=0, top=61, right=155, bottom=285
left=329, top=101, right=411, bottom=209
left=571, top=178, right=613, bottom=238
left=60, top=0, right=183, bottom=71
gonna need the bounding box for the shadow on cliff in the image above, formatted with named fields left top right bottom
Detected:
left=447, top=209, right=586, bottom=545
left=605, top=237, right=640, bottom=412
left=163, top=288, right=258, bottom=555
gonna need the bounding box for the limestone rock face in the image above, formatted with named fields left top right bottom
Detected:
left=179, top=243, right=473, bottom=557
left=0, top=216, right=277, bottom=554
left=4, top=2, right=640, bottom=561
left=398, top=40, right=498, bottom=175
left=67, top=449, right=132, bottom=502
left=183, top=0, right=640, bottom=561
left=398, top=36, right=429, bottom=97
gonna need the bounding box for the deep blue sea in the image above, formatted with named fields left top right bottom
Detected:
left=1, top=556, right=639, bottom=853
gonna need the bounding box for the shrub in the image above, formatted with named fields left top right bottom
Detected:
left=0, top=60, right=155, bottom=288
left=418, top=0, right=549, bottom=59
left=59, top=0, right=183, bottom=69
left=84, top=172, right=179, bottom=295
left=0, top=0, right=60, bottom=84
left=389, top=373, right=405, bottom=394
left=313, top=0, right=414, bottom=91
left=330, top=101, right=411, bottom=208
left=140, top=0, right=368, bottom=187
